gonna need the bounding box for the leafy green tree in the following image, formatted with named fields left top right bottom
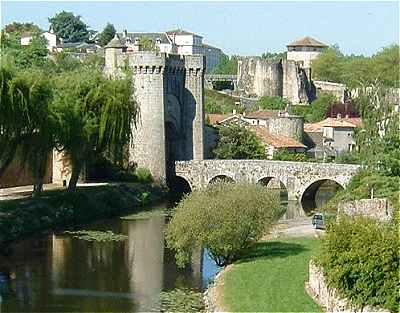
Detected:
left=257, top=96, right=288, bottom=110
left=17, top=34, right=48, bottom=68
left=18, top=70, right=55, bottom=195
left=0, top=62, right=54, bottom=195
left=213, top=124, right=265, bottom=159
left=212, top=54, right=238, bottom=75
left=139, top=36, right=159, bottom=52
left=354, top=82, right=399, bottom=175
left=317, top=216, right=399, bottom=312
left=166, top=182, right=283, bottom=267
left=4, top=22, right=41, bottom=35
left=311, top=46, right=344, bottom=83
left=49, top=11, right=90, bottom=42
left=371, top=45, right=400, bottom=88
left=98, top=23, right=116, bottom=47
left=53, top=69, right=137, bottom=191
left=291, top=93, right=336, bottom=122
left=311, top=44, right=400, bottom=88
left=261, top=51, right=286, bottom=60
left=273, top=150, right=308, bottom=162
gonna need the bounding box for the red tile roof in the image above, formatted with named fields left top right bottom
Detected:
left=304, top=117, right=362, bottom=132
left=287, top=36, right=327, bottom=47
left=249, top=126, right=306, bottom=148
left=244, top=110, right=279, bottom=120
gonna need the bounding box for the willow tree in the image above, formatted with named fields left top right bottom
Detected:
left=53, top=69, right=137, bottom=192
left=0, top=61, right=55, bottom=195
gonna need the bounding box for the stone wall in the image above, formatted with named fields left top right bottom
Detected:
left=314, top=80, right=347, bottom=102
left=0, top=154, right=52, bottom=188
left=237, top=57, right=315, bottom=104
left=237, top=57, right=283, bottom=98
left=105, top=47, right=205, bottom=182
left=307, top=261, right=389, bottom=313
left=268, top=116, right=304, bottom=141
left=338, top=198, right=393, bottom=222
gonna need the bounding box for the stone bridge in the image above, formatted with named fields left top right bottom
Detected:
left=205, top=74, right=238, bottom=90
left=175, top=160, right=360, bottom=209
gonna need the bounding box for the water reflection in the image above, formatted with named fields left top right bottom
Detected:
left=0, top=208, right=218, bottom=312
left=0, top=185, right=338, bottom=312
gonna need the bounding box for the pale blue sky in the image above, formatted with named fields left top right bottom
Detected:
left=1, top=1, right=399, bottom=56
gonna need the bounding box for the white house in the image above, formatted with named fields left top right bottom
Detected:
left=20, top=27, right=58, bottom=52
left=117, top=28, right=224, bottom=72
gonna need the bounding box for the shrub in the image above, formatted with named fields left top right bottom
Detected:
left=213, top=124, right=266, bottom=159
left=316, top=216, right=399, bottom=312
left=134, top=167, right=153, bottom=183
left=165, top=182, right=284, bottom=267
left=257, top=96, right=288, bottom=110
left=323, top=170, right=400, bottom=213
left=273, top=150, right=309, bottom=162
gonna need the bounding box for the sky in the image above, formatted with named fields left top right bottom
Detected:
left=1, top=1, right=399, bottom=56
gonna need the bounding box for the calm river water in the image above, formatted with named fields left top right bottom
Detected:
left=0, top=187, right=336, bottom=312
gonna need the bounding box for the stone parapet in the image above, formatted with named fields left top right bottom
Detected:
left=338, top=198, right=394, bottom=222
left=306, top=261, right=389, bottom=313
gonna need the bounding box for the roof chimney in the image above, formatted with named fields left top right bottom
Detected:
left=123, top=29, right=128, bottom=38
left=232, top=109, right=237, bottom=115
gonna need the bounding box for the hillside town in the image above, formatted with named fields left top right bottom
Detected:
left=0, top=3, right=399, bottom=313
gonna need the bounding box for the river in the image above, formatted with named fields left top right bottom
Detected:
left=0, top=187, right=337, bottom=312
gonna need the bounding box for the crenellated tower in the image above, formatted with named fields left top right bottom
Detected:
left=105, top=39, right=205, bottom=182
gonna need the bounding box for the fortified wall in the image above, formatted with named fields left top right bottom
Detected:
left=105, top=38, right=205, bottom=181
left=237, top=57, right=316, bottom=104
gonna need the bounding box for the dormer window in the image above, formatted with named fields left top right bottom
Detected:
left=134, top=38, right=140, bottom=45
left=156, top=38, right=161, bottom=44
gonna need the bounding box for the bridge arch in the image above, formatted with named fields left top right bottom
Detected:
left=300, top=178, right=344, bottom=215
left=208, top=175, right=235, bottom=185
left=257, top=176, right=287, bottom=190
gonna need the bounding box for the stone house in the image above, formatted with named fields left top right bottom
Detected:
left=304, top=116, right=361, bottom=158
left=249, top=126, right=306, bottom=159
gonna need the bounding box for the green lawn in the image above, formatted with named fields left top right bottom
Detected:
left=222, top=237, right=322, bottom=312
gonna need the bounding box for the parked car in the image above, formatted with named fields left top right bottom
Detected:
left=312, top=213, right=325, bottom=229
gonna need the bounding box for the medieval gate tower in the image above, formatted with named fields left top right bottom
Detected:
left=104, top=36, right=205, bottom=181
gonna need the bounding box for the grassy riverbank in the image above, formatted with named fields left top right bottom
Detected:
left=0, top=183, right=166, bottom=246
left=221, top=237, right=322, bottom=312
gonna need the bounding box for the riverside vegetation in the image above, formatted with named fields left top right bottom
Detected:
left=166, top=182, right=284, bottom=267
left=0, top=183, right=166, bottom=248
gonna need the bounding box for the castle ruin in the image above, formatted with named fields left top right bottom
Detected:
left=237, top=57, right=316, bottom=104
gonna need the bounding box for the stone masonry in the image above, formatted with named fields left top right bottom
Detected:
left=236, top=57, right=315, bottom=104
left=307, top=261, right=390, bottom=313
left=338, top=198, right=394, bottom=222
left=105, top=38, right=205, bottom=181
left=175, top=159, right=360, bottom=202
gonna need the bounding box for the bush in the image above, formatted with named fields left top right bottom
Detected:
left=323, top=171, right=400, bottom=213
left=165, top=182, right=284, bottom=267
left=257, top=96, right=288, bottom=110
left=134, top=167, right=153, bottom=183
left=273, top=150, right=309, bottom=162
left=213, top=124, right=266, bottom=159
left=316, top=216, right=399, bottom=312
